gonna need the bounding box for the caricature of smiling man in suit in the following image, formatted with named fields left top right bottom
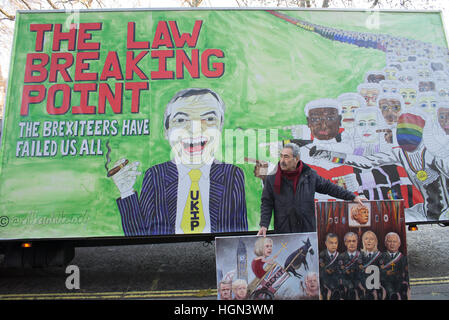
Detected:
left=111, top=88, right=248, bottom=236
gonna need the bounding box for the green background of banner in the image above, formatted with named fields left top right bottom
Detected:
left=0, top=9, right=446, bottom=239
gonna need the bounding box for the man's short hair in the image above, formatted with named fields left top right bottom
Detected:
left=163, top=88, right=226, bottom=131
left=306, top=272, right=318, bottom=281
left=284, top=143, right=301, bottom=159
left=325, top=233, right=338, bottom=242
left=344, top=232, right=358, bottom=241
left=385, top=232, right=401, bottom=245
left=219, top=279, right=232, bottom=289
left=232, top=279, right=248, bottom=290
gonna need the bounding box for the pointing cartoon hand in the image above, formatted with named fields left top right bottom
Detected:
left=309, top=146, right=332, bottom=161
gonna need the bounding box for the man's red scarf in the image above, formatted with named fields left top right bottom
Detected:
left=274, top=161, right=303, bottom=194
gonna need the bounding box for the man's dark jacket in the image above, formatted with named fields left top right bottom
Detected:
left=260, top=162, right=355, bottom=233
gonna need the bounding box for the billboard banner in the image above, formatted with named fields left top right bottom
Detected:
left=215, top=233, right=319, bottom=300
left=1, top=9, right=448, bottom=239
left=316, top=200, right=410, bottom=300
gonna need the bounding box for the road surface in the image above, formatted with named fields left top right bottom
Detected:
left=0, top=224, right=448, bottom=300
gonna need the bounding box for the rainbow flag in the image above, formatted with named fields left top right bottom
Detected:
left=396, top=113, right=425, bottom=152
left=332, top=157, right=345, bottom=164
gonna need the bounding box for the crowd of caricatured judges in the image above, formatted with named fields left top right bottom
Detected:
left=271, top=18, right=449, bottom=223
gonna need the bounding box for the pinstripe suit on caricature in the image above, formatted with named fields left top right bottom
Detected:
left=111, top=88, right=248, bottom=236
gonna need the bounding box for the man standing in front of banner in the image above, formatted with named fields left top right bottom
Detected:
left=110, top=88, right=248, bottom=236
left=257, top=143, right=364, bottom=236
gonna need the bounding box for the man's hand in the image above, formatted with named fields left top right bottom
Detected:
left=342, top=173, right=359, bottom=193
left=309, top=146, right=332, bottom=161
left=377, top=128, right=393, bottom=144
left=353, top=195, right=366, bottom=206
left=257, top=226, right=267, bottom=237
left=110, top=159, right=141, bottom=199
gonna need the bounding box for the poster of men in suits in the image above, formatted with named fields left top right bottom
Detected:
left=316, top=200, right=410, bottom=300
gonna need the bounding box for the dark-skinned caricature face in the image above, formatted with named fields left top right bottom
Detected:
left=378, top=98, right=401, bottom=125
left=419, top=81, right=435, bottom=92
left=438, top=107, right=449, bottom=135
left=307, top=107, right=341, bottom=141
left=367, top=74, right=385, bottom=83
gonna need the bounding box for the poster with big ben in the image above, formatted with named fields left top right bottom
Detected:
left=215, top=232, right=319, bottom=300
